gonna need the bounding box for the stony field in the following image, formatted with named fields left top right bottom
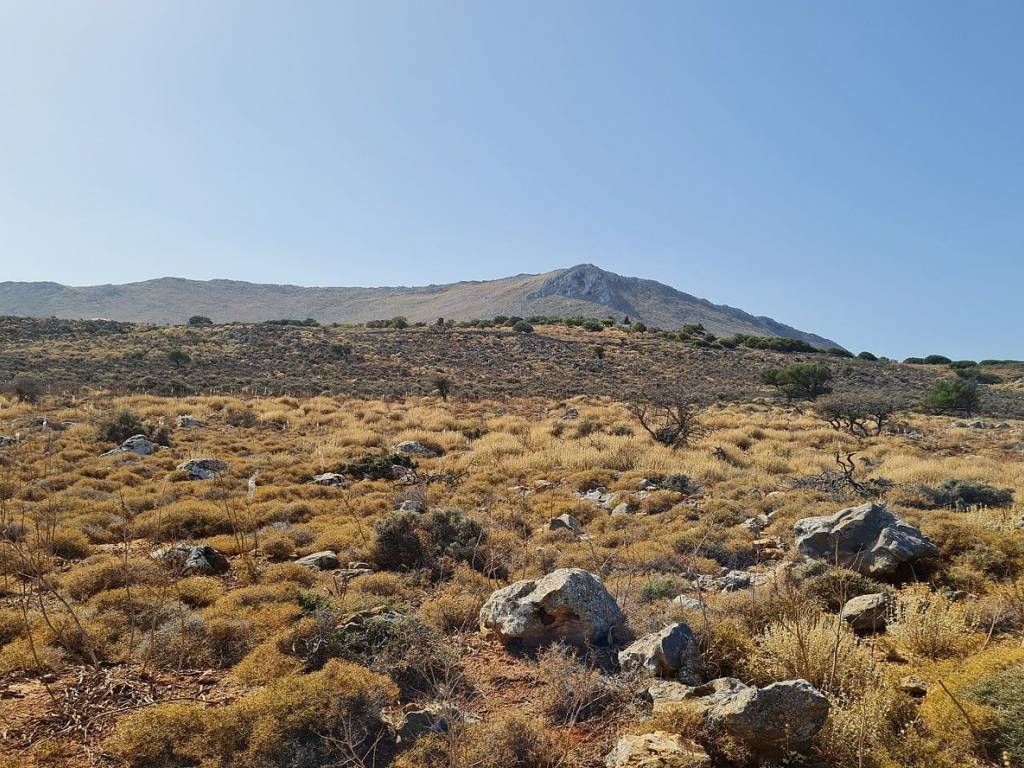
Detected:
left=1, top=383, right=1022, bottom=768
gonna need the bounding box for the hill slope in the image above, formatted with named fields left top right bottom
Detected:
left=0, top=264, right=839, bottom=348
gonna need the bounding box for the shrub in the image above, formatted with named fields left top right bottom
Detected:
left=815, top=393, right=901, bottom=436
left=512, top=320, right=534, bottom=333
left=536, top=644, right=629, bottom=724
left=924, top=378, right=979, bottom=415
left=5, top=375, right=43, bottom=403
left=167, top=349, right=191, bottom=367
left=371, top=508, right=488, bottom=577
left=188, top=315, right=213, bottom=326
left=749, top=612, right=874, bottom=695
left=96, top=409, right=171, bottom=447
left=919, top=479, right=1013, bottom=509
left=761, top=363, right=832, bottom=401
left=886, top=588, right=977, bottom=659
left=796, top=562, right=887, bottom=612
left=924, top=355, right=953, bottom=365
left=857, top=351, right=878, bottom=361
left=955, top=367, right=1001, bottom=384
left=344, top=451, right=414, bottom=480
left=388, top=316, right=409, bottom=329
left=106, top=660, right=397, bottom=768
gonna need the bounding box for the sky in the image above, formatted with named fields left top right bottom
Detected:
left=1, top=2, right=1022, bottom=360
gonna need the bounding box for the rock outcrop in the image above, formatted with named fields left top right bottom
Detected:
left=794, top=502, right=937, bottom=577
left=605, top=731, right=710, bottom=768
left=152, top=543, right=229, bottom=576
left=840, top=592, right=892, bottom=632
left=101, top=434, right=155, bottom=456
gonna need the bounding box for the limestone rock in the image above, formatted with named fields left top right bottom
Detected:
left=618, top=622, right=701, bottom=683
left=840, top=592, right=891, bottom=632
left=604, top=731, right=710, bottom=768
left=294, top=550, right=340, bottom=570
left=178, top=458, right=228, bottom=480
left=480, top=568, right=624, bottom=646
left=794, top=502, right=937, bottom=578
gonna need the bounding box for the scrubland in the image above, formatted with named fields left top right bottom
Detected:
left=1, top=385, right=1023, bottom=767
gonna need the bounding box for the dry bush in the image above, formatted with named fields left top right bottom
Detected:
left=885, top=588, right=979, bottom=660
left=748, top=610, right=876, bottom=696
left=535, top=644, right=633, bottom=725
left=106, top=659, right=398, bottom=768
left=395, top=713, right=560, bottom=768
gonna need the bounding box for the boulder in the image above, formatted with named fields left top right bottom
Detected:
left=393, top=441, right=439, bottom=458
left=308, top=472, right=350, bottom=487
left=696, top=569, right=768, bottom=593
left=152, top=543, right=229, bottom=576
left=0, top=435, right=14, bottom=447
left=294, top=550, right=340, bottom=570
left=794, top=502, right=937, bottom=578
left=840, top=592, right=891, bottom=632
left=176, top=415, right=205, bottom=428
left=561, top=408, right=580, bottom=420
left=654, top=677, right=829, bottom=757
left=548, top=513, right=582, bottom=534
left=398, top=499, right=426, bottom=513
left=900, top=675, right=929, bottom=696
left=178, top=458, right=228, bottom=480
left=604, top=731, right=710, bottom=768
left=102, top=434, right=155, bottom=457
left=741, top=513, right=771, bottom=534
left=480, top=568, right=624, bottom=646
left=581, top=488, right=616, bottom=510
left=618, top=622, right=701, bottom=683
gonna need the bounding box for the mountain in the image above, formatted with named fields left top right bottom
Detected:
left=0, top=264, right=840, bottom=348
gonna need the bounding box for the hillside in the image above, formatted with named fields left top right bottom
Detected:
left=0, top=264, right=840, bottom=348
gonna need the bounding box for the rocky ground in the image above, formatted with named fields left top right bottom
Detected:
left=0, top=389, right=1022, bottom=767
left=4, top=316, right=1024, bottom=418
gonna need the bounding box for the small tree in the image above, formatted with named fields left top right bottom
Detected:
left=761, top=363, right=833, bottom=401
left=628, top=391, right=703, bottom=449
left=512, top=320, right=534, bottom=333
left=167, top=349, right=190, bottom=367
left=815, top=393, right=900, bottom=437
left=388, top=316, right=409, bottom=329
left=431, top=375, right=452, bottom=401
left=924, top=378, right=979, bottom=416
left=857, top=351, right=878, bottom=361
left=188, top=315, right=213, bottom=326
left=6, top=375, right=43, bottom=403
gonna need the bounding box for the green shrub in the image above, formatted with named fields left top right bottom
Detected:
left=924, top=355, right=953, bottom=365
left=919, top=479, right=1013, bottom=509
left=760, top=363, right=833, bottom=401
left=371, top=508, right=490, bottom=577
left=512, top=320, right=534, bottom=333
left=858, top=351, right=878, bottom=361
left=344, top=451, right=414, bottom=480
left=188, top=315, right=213, bottom=326
left=96, top=409, right=171, bottom=447
left=924, top=378, right=979, bottom=415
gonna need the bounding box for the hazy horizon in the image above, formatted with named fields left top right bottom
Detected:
left=2, top=2, right=1022, bottom=360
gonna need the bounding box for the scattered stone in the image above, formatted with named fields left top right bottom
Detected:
left=618, top=622, right=702, bottom=683
left=398, top=499, right=426, bottom=513
left=655, top=677, right=829, bottom=757
left=389, top=464, right=417, bottom=483
left=176, top=415, right=205, bottom=428
left=670, top=595, right=706, bottom=612
left=152, top=543, right=229, bottom=576
left=753, top=537, right=786, bottom=558
left=968, top=420, right=992, bottom=430
left=996, top=422, right=1011, bottom=429
left=294, top=550, right=340, bottom=570
left=741, top=513, right=771, bottom=534
left=794, top=502, right=938, bottom=578
left=399, top=702, right=479, bottom=739
left=581, top=488, right=617, bottom=510
left=840, top=592, right=892, bottom=632
left=611, top=502, right=634, bottom=516
left=533, top=479, right=556, bottom=490
left=394, top=441, right=439, bottom=458
left=480, top=567, right=624, bottom=646
left=900, top=675, right=929, bottom=697
left=561, top=408, right=579, bottom=420
left=0, top=435, right=13, bottom=447
left=308, top=472, right=351, bottom=487
left=178, top=458, right=228, bottom=480
left=101, top=434, right=155, bottom=457
left=604, top=731, right=710, bottom=768
left=697, top=569, right=768, bottom=593
left=548, top=513, right=582, bottom=534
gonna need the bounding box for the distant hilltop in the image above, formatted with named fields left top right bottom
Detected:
left=0, top=263, right=839, bottom=349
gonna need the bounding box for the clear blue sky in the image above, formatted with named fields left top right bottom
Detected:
left=1, top=2, right=1022, bottom=360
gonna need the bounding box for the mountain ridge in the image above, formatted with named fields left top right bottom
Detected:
left=0, top=264, right=841, bottom=348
